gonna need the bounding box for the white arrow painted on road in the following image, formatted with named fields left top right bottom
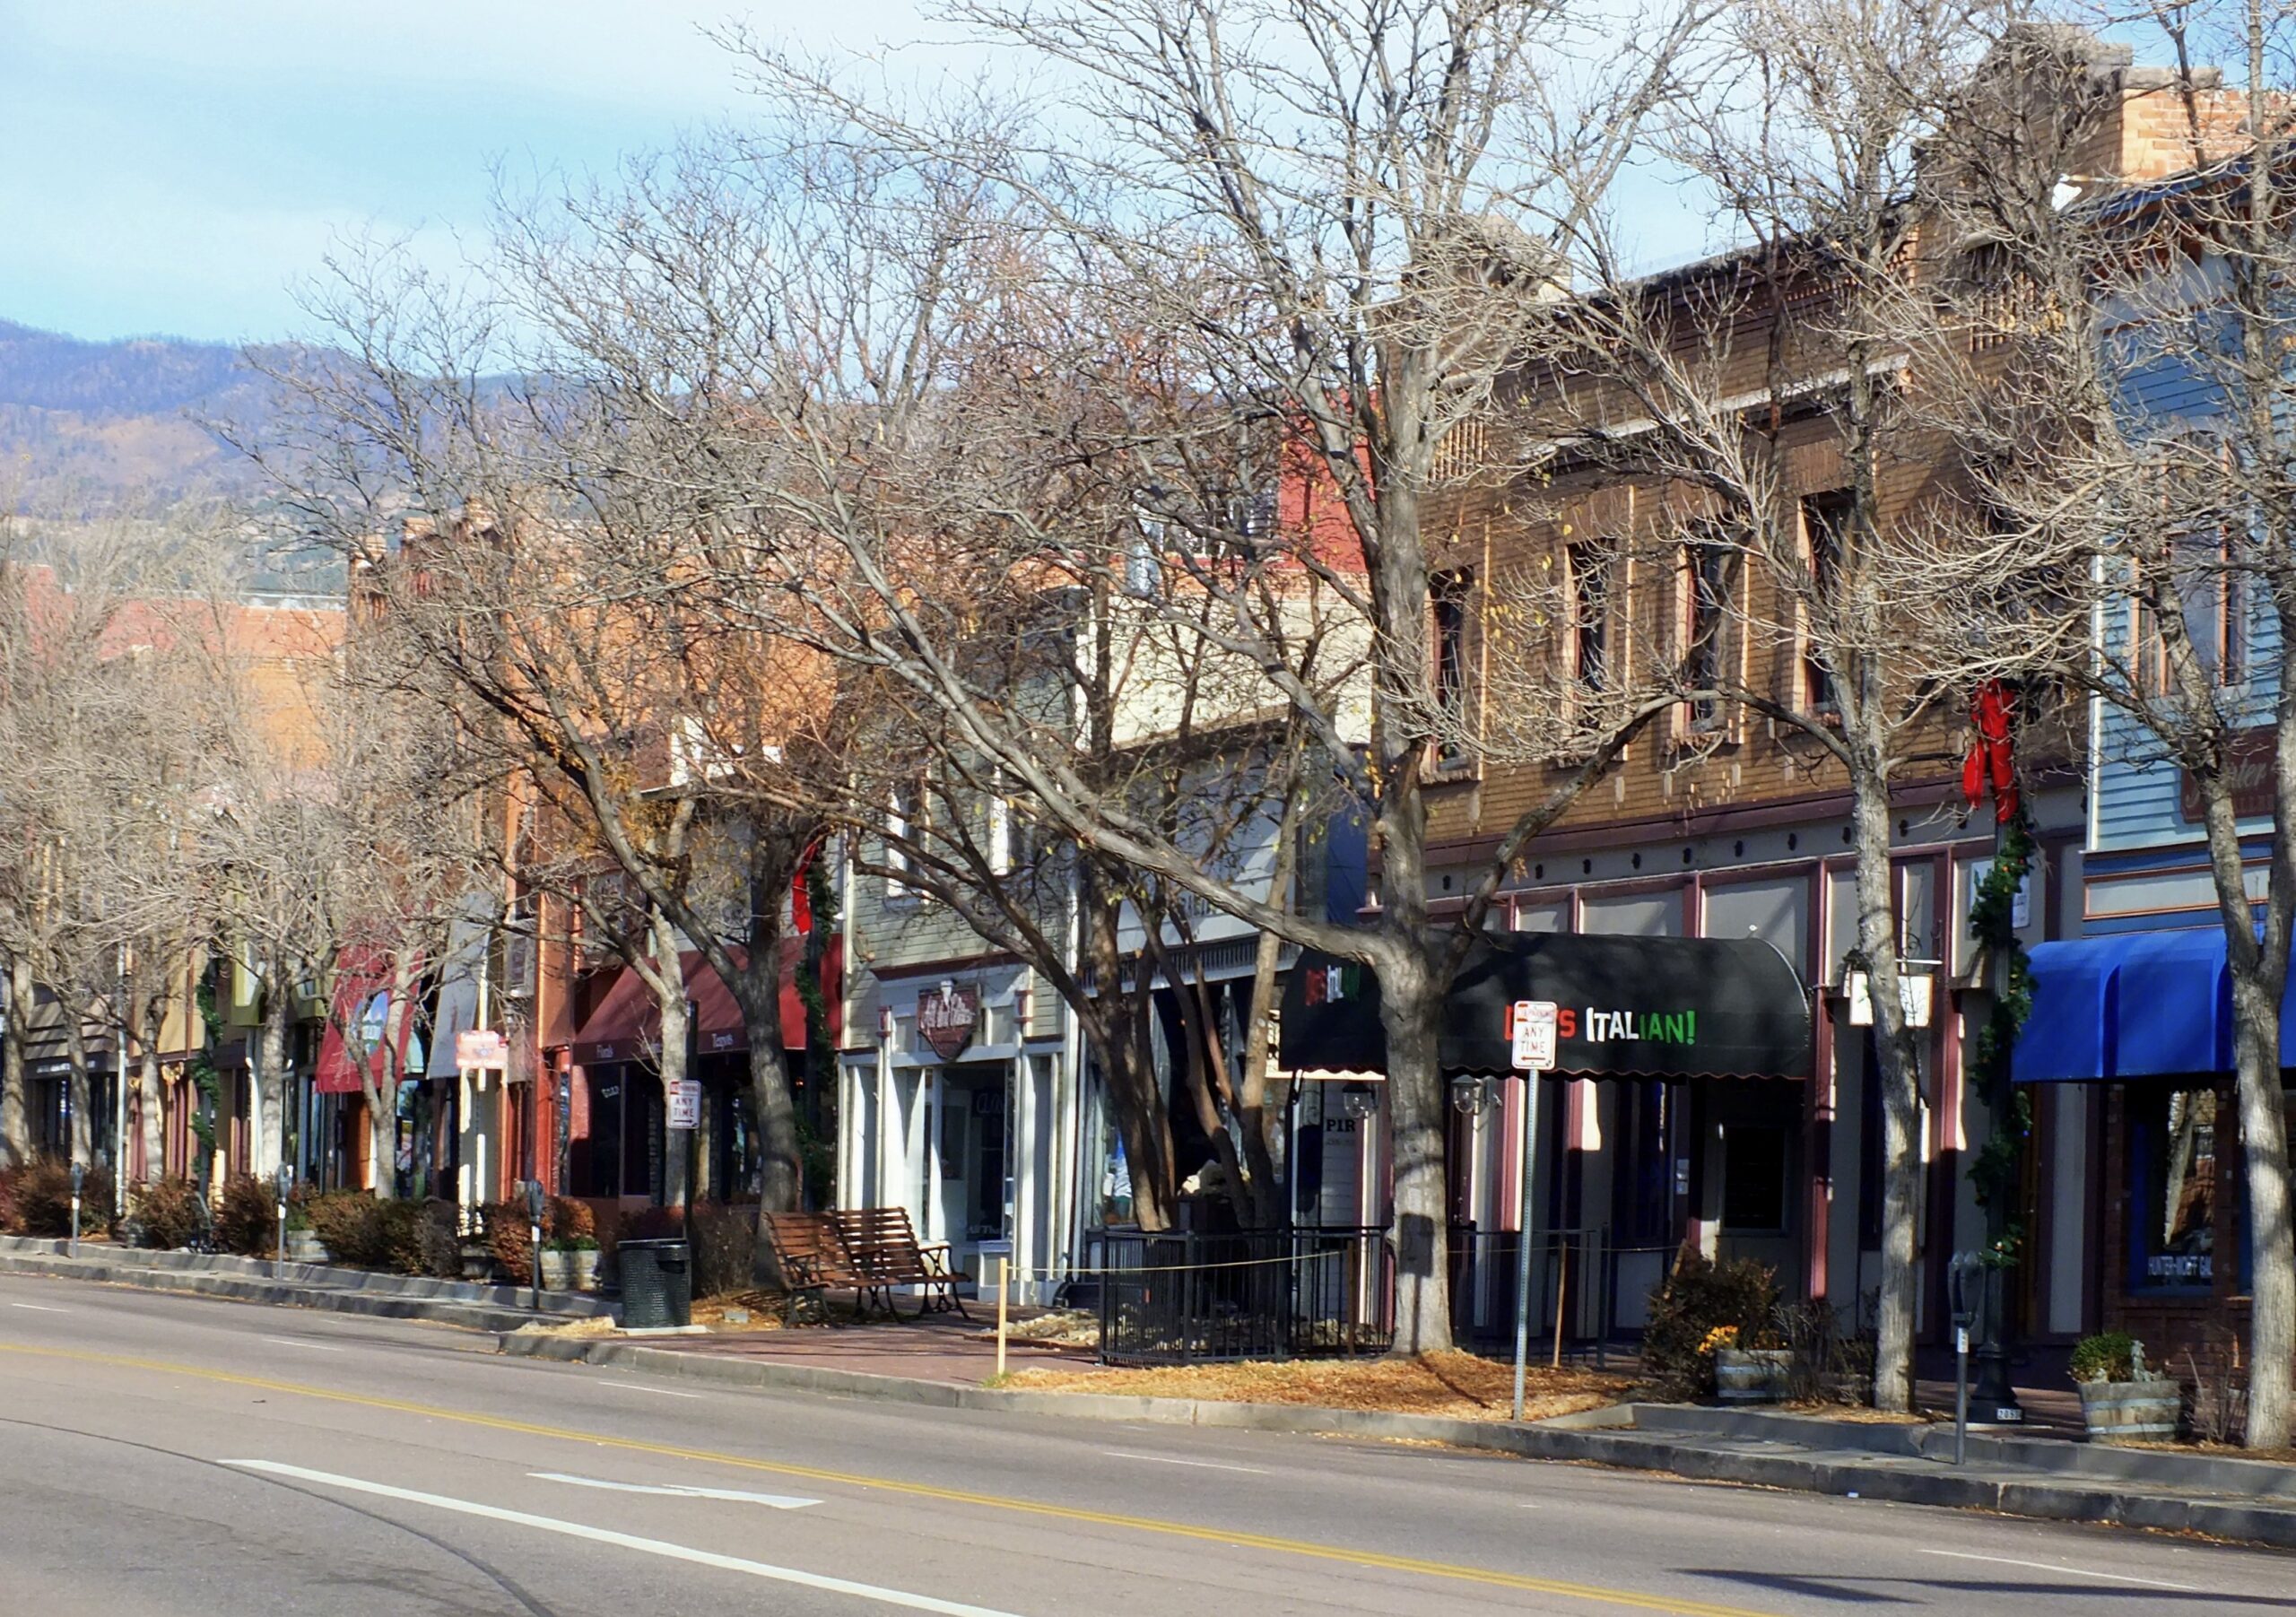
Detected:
left=222, top=1461, right=1016, bottom=1616
left=531, top=1471, right=820, bottom=1508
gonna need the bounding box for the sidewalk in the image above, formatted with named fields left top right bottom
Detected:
left=498, top=1319, right=2296, bottom=1550
left=0, top=1235, right=612, bottom=1333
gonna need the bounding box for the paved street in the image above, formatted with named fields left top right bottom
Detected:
left=0, top=1275, right=2290, bottom=1615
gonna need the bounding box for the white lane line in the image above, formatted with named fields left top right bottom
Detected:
left=222, top=1461, right=1015, bottom=1616
left=1920, top=1549, right=2203, bottom=1592
left=260, top=1336, right=341, bottom=1352
left=532, top=1472, right=819, bottom=1509
left=1099, top=1449, right=1268, bottom=1474
left=606, top=1379, right=702, bottom=1399
left=7, top=1302, right=65, bottom=1312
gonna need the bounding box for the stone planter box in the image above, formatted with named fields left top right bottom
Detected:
left=2078, top=1377, right=2182, bottom=1445
left=1716, top=1347, right=1793, bottom=1404
left=540, top=1248, right=599, bottom=1292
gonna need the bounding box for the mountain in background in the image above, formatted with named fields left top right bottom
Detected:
left=0, top=318, right=289, bottom=514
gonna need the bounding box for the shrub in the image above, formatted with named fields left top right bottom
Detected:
left=130, top=1177, right=204, bottom=1250
left=10, top=1160, right=109, bottom=1238
left=548, top=1195, right=595, bottom=1242
left=482, top=1202, right=535, bottom=1280
left=2071, top=1331, right=2144, bottom=1384
left=1641, top=1247, right=1781, bottom=1401
left=393, top=1198, right=463, bottom=1279
left=308, top=1191, right=389, bottom=1267
left=212, top=1174, right=279, bottom=1257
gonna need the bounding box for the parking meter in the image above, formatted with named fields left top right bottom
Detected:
left=1947, top=1252, right=1983, bottom=1465
left=274, top=1164, right=295, bottom=1273
left=68, top=1162, right=84, bottom=1256
left=525, top=1179, right=546, bottom=1310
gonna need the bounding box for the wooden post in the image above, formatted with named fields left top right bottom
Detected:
left=996, top=1255, right=1010, bottom=1379
left=1551, top=1238, right=1570, bottom=1371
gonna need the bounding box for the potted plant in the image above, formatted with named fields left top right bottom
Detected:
left=1709, top=1325, right=1794, bottom=1404
left=2071, top=1332, right=2182, bottom=1444
left=540, top=1233, right=599, bottom=1291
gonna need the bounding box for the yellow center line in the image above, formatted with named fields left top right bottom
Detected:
left=0, top=1339, right=1781, bottom=1617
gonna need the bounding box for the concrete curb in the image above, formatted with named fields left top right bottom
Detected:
left=493, top=1334, right=2296, bottom=1548
left=0, top=1250, right=598, bottom=1334
left=0, top=1235, right=614, bottom=1316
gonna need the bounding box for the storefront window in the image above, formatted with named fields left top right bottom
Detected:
left=2129, top=1085, right=2216, bottom=1291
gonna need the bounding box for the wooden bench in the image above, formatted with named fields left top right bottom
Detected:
left=831, top=1206, right=970, bottom=1321
left=760, top=1210, right=865, bottom=1326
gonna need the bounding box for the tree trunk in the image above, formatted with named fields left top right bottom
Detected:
left=1379, top=944, right=1452, bottom=1356
left=61, top=1000, right=93, bottom=1171
left=253, top=980, right=291, bottom=1182
left=650, top=913, right=692, bottom=1214
left=2229, top=972, right=2295, bottom=1448
left=1852, top=767, right=1923, bottom=1413
left=368, top=1103, right=396, bottom=1200
left=135, top=999, right=162, bottom=1187
left=1, top=952, right=30, bottom=1168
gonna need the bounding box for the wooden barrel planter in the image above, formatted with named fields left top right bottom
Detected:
left=2077, top=1378, right=2182, bottom=1444
left=1716, top=1348, right=1793, bottom=1404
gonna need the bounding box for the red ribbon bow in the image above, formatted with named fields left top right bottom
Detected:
left=1961, top=680, right=2018, bottom=823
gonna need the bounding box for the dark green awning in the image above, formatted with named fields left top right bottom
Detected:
left=1279, top=932, right=1813, bottom=1080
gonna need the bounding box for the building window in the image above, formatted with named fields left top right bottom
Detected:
left=1683, top=535, right=1735, bottom=733
left=884, top=785, right=913, bottom=900
left=1567, top=543, right=1611, bottom=694
left=1720, top=1122, right=1788, bottom=1233
left=2176, top=530, right=2248, bottom=688
left=1431, top=569, right=1472, bottom=765
left=1799, top=491, right=1851, bottom=711
left=2128, top=1084, right=2217, bottom=1291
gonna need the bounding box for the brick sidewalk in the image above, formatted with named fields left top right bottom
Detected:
left=666, top=1311, right=1102, bottom=1386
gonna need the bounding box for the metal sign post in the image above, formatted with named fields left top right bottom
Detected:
left=68, top=1162, right=83, bottom=1258
left=1509, top=1000, right=1558, bottom=1423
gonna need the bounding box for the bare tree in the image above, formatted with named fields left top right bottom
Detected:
left=665, top=0, right=1707, bottom=1351
left=1936, top=2, right=2296, bottom=1446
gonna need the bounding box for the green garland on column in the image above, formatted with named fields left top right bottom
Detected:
left=187, top=976, right=222, bottom=1158
left=1965, top=809, right=2037, bottom=1268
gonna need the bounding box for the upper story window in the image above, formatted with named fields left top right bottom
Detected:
left=884, top=783, right=914, bottom=901
left=1566, top=543, right=1612, bottom=695
left=1683, top=534, right=1736, bottom=735
left=1799, top=491, right=1852, bottom=712
left=2178, top=528, right=2248, bottom=688
left=1431, top=569, right=1473, bottom=767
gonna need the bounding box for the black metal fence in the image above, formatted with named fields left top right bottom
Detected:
left=1090, top=1226, right=1394, bottom=1365
left=1085, top=1222, right=1674, bottom=1367
left=1448, top=1225, right=1673, bottom=1367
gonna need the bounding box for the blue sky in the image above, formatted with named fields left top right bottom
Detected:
left=0, top=2, right=938, bottom=343
left=0, top=2, right=1706, bottom=347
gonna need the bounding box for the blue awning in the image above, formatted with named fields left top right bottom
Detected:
left=2014, top=927, right=2272, bottom=1082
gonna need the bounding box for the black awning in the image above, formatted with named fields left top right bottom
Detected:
left=1279, top=932, right=1813, bottom=1080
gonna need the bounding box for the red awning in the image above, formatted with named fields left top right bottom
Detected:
left=570, top=937, right=841, bottom=1067
left=313, top=947, right=419, bottom=1096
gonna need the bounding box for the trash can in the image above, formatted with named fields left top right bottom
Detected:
left=618, top=1239, right=691, bottom=1329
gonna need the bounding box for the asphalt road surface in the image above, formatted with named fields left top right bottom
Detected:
left=1, top=1273, right=2292, bottom=1615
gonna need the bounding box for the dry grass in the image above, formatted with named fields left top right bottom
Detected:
left=1005, top=1350, right=1629, bottom=1422
left=510, top=1314, right=621, bottom=1339
left=691, top=1291, right=788, bottom=1332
